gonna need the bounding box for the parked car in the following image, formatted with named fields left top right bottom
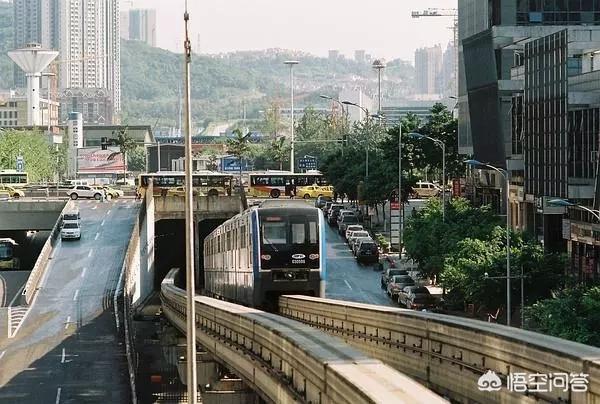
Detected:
left=337, top=211, right=359, bottom=235
left=315, top=195, right=333, bottom=208
left=381, top=268, right=409, bottom=289
left=345, top=224, right=364, bottom=240
left=386, top=275, right=415, bottom=299
left=352, top=236, right=373, bottom=256
left=347, top=230, right=371, bottom=249
left=412, top=181, right=442, bottom=198
left=398, top=286, right=435, bottom=310
left=355, top=239, right=379, bottom=264
left=61, top=221, right=81, bottom=240
left=0, top=185, right=24, bottom=198
left=327, top=204, right=345, bottom=225
left=66, top=185, right=103, bottom=200
left=322, top=201, right=333, bottom=215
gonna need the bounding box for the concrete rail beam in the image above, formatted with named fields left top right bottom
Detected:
left=161, top=269, right=445, bottom=404
left=153, top=195, right=241, bottom=221
left=279, top=296, right=600, bottom=404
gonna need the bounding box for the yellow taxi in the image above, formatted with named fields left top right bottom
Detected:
left=166, top=187, right=203, bottom=197
left=93, top=186, right=124, bottom=199
left=297, top=185, right=334, bottom=199
left=0, top=185, right=25, bottom=198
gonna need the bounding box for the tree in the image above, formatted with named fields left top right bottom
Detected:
left=127, top=146, right=146, bottom=172
left=226, top=128, right=252, bottom=207
left=206, top=152, right=219, bottom=171
left=261, top=101, right=287, bottom=137
left=113, top=128, right=136, bottom=181
left=526, top=287, right=600, bottom=346
left=268, top=137, right=291, bottom=170
left=0, top=129, right=56, bottom=182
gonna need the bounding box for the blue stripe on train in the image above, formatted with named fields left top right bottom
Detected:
left=320, top=209, right=327, bottom=282
left=251, top=209, right=260, bottom=278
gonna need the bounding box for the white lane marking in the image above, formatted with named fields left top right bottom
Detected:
left=344, top=280, right=353, bottom=290
left=81, top=267, right=87, bottom=278
left=100, top=220, right=105, bottom=227
left=106, top=209, right=111, bottom=215
left=73, top=289, right=79, bottom=301
left=92, top=205, right=97, bottom=210
left=0, top=350, right=5, bottom=360
left=55, top=387, right=61, bottom=404
left=65, top=316, right=70, bottom=330
left=87, top=249, right=93, bottom=258
left=8, top=284, right=25, bottom=307
left=61, top=348, right=66, bottom=363
left=94, top=232, right=99, bottom=240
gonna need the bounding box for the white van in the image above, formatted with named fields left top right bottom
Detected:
left=412, top=181, right=441, bottom=198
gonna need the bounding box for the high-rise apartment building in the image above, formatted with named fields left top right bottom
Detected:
left=354, top=50, right=366, bottom=64
left=12, top=0, right=59, bottom=87
left=128, top=8, right=156, bottom=47
left=59, top=0, right=121, bottom=123
left=414, top=45, right=442, bottom=95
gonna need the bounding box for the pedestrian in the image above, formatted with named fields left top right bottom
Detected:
left=333, top=190, right=338, bottom=202
left=102, top=188, right=107, bottom=202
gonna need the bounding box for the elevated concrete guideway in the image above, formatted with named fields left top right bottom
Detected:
left=0, top=200, right=66, bottom=231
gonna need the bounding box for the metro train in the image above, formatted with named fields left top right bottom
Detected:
left=203, top=202, right=326, bottom=308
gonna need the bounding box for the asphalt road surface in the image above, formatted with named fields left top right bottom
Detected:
left=324, top=216, right=396, bottom=307
left=0, top=198, right=139, bottom=403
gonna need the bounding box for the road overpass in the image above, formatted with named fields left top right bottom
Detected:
left=0, top=200, right=65, bottom=231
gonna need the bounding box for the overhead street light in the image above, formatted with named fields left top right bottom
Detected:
left=320, top=94, right=348, bottom=130
left=372, top=59, right=386, bottom=115
left=284, top=60, right=299, bottom=173
left=465, top=159, right=512, bottom=326
left=342, top=101, right=370, bottom=179
left=409, top=132, right=446, bottom=223
left=548, top=198, right=600, bottom=221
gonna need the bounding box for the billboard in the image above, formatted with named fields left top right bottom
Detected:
left=77, top=147, right=125, bottom=174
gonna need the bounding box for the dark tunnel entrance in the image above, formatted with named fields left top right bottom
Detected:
left=153, top=218, right=228, bottom=291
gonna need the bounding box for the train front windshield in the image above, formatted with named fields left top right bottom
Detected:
left=259, top=209, right=320, bottom=269
left=0, top=243, right=14, bottom=260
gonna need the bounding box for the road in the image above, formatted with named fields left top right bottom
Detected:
left=0, top=198, right=139, bottom=403
left=324, top=214, right=396, bottom=307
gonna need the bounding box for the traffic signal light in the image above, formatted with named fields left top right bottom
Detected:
left=342, top=134, right=348, bottom=145
left=101, top=137, right=109, bottom=150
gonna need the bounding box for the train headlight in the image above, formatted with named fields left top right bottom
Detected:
left=261, top=254, right=271, bottom=261
left=309, top=254, right=319, bottom=260
left=285, top=272, right=295, bottom=280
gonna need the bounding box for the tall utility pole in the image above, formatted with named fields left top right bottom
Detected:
left=284, top=60, right=299, bottom=173
left=183, top=1, right=197, bottom=402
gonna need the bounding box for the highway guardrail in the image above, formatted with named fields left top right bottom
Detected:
left=279, top=295, right=600, bottom=404
left=161, top=269, right=446, bottom=403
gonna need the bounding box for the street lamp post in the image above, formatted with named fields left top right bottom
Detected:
left=548, top=198, right=600, bottom=221
left=284, top=60, right=299, bottom=173
left=342, top=101, right=370, bottom=179
left=466, top=159, right=511, bottom=326
left=409, top=133, right=446, bottom=222
left=320, top=94, right=348, bottom=130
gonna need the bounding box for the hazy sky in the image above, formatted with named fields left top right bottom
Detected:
left=128, top=0, right=457, bottom=62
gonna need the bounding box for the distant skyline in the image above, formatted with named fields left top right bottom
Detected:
left=126, top=0, right=456, bottom=62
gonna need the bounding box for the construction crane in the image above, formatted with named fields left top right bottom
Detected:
left=411, top=8, right=458, bottom=49
left=412, top=8, right=458, bottom=96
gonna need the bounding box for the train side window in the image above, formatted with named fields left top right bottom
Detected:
left=240, top=226, right=246, bottom=248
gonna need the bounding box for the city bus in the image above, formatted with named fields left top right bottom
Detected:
left=0, top=170, right=28, bottom=187
left=247, top=171, right=329, bottom=198
left=0, top=238, right=20, bottom=270
left=138, top=171, right=234, bottom=197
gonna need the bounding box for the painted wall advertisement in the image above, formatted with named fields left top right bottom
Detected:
left=77, top=147, right=125, bottom=174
